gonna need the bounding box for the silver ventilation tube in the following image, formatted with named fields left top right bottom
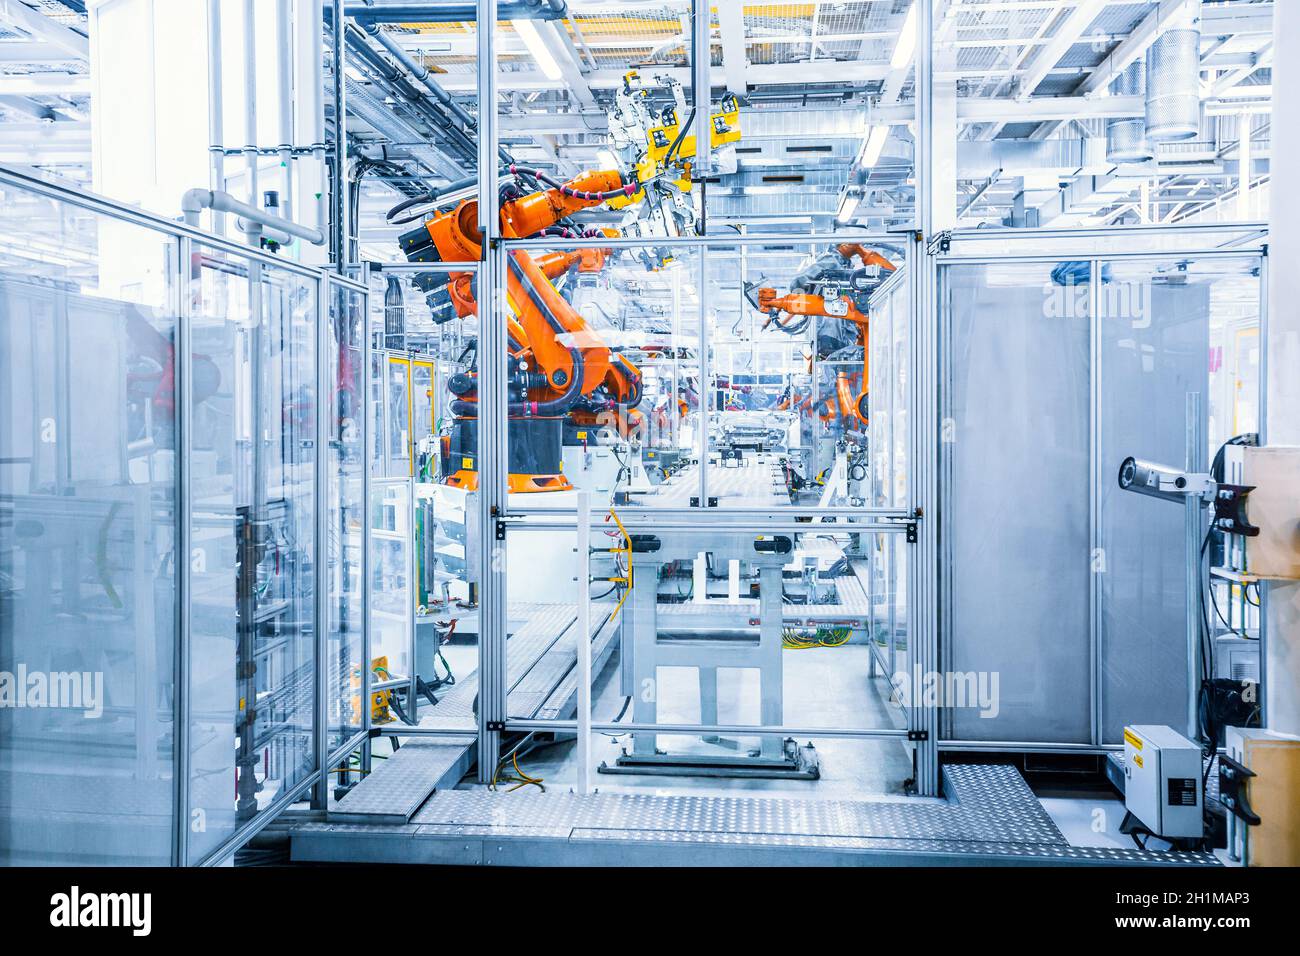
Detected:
left=1107, top=59, right=1154, bottom=163
left=1146, top=23, right=1202, bottom=142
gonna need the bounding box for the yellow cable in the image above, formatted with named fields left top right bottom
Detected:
left=507, top=751, right=545, bottom=792
left=605, top=506, right=633, bottom=623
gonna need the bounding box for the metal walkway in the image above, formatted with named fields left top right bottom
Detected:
left=293, top=764, right=1219, bottom=866
left=329, top=602, right=618, bottom=824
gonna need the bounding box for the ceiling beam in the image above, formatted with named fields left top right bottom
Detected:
left=537, top=19, right=597, bottom=110
left=1015, top=0, right=1108, bottom=102
left=1209, top=42, right=1273, bottom=98
left=0, top=93, right=63, bottom=120
left=0, top=119, right=88, bottom=136
left=1029, top=0, right=1199, bottom=140
left=876, top=94, right=1146, bottom=124
left=1076, top=0, right=1199, bottom=98
left=0, top=41, right=83, bottom=63
left=0, top=72, right=89, bottom=96
left=432, top=62, right=892, bottom=93
left=716, top=0, right=747, bottom=94
left=0, top=0, right=89, bottom=59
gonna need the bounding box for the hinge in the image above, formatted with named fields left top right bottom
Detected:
left=494, top=519, right=506, bottom=541
left=485, top=720, right=506, bottom=732
left=905, top=522, right=918, bottom=543
left=908, top=729, right=929, bottom=742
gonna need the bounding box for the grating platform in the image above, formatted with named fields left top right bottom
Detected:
left=293, top=764, right=1221, bottom=866
left=330, top=603, right=617, bottom=824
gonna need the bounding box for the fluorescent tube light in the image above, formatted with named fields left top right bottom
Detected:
left=513, top=19, right=563, bottom=81
left=891, top=2, right=918, bottom=70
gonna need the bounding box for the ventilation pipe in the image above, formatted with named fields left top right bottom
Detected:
left=241, top=0, right=260, bottom=243
left=206, top=0, right=227, bottom=235
left=1107, top=59, right=1154, bottom=163
left=1146, top=6, right=1203, bottom=143
left=276, top=0, right=295, bottom=225
left=182, top=188, right=327, bottom=245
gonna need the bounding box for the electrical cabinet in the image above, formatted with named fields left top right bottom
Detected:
left=1123, top=724, right=1203, bottom=839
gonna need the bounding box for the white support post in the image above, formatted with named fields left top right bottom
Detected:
left=576, top=491, right=592, bottom=794
left=1237, top=111, right=1253, bottom=221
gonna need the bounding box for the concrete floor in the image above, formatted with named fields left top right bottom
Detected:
left=475, top=642, right=916, bottom=800
left=1039, top=795, right=1136, bottom=851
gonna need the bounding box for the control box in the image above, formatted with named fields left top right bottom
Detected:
left=1123, top=725, right=1203, bottom=839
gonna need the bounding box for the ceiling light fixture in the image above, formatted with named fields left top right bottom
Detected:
left=890, top=2, right=918, bottom=70
left=513, top=19, right=563, bottom=81
left=836, top=191, right=858, bottom=223
left=857, top=125, right=890, bottom=168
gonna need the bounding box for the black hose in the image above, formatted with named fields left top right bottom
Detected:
left=507, top=164, right=644, bottom=202
left=450, top=254, right=589, bottom=419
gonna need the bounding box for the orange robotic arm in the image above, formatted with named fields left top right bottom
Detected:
left=413, top=167, right=643, bottom=425
left=753, top=246, right=896, bottom=428
left=755, top=287, right=869, bottom=326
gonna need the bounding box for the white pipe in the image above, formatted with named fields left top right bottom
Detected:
left=242, top=0, right=259, bottom=245
left=1237, top=110, right=1253, bottom=220
left=309, top=0, right=327, bottom=234
left=181, top=188, right=326, bottom=245
left=206, top=0, right=226, bottom=235
left=276, top=0, right=294, bottom=223
left=576, top=490, right=591, bottom=795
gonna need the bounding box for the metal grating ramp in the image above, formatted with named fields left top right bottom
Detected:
left=330, top=603, right=617, bottom=824
left=329, top=736, right=478, bottom=824
left=293, top=764, right=1221, bottom=866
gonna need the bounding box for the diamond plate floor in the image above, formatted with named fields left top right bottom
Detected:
left=293, top=763, right=1220, bottom=866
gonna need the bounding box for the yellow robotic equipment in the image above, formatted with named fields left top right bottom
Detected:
left=605, top=71, right=742, bottom=222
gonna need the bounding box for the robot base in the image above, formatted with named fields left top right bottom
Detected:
left=598, top=738, right=820, bottom=780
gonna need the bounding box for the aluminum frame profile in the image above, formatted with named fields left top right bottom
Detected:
left=904, top=0, right=940, bottom=798
left=314, top=271, right=331, bottom=809
left=474, top=0, right=505, bottom=785
left=174, top=235, right=192, bottom=866
left=456, top=0, right=939, bottom=791
left=0, top=162, right=375, bottom=863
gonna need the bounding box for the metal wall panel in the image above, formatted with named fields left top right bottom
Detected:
left=941, top=261, right=1092, bottom=743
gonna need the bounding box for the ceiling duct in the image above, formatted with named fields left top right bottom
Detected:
left=1108, top=60, right=1154, bottom=164
left=1146, top=23, right=1202, bottom=143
